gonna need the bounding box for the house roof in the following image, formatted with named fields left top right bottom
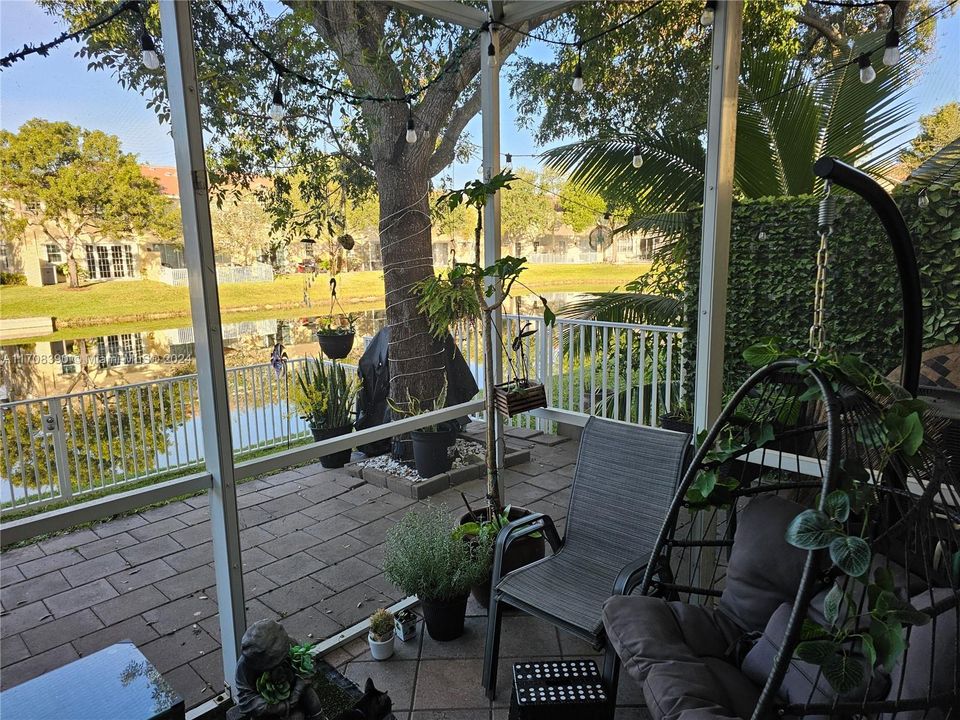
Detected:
left=140, top=165, right=180, bottom=198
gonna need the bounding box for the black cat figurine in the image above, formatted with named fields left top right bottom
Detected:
left=333, top=678, right=394, bottom=720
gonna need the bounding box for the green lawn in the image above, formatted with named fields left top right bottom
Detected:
left=0, top=263, right=649, bottom=329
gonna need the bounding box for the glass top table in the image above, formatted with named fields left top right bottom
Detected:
left=0, top=641, right=185, bottom=720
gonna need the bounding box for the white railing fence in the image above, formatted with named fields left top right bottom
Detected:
left=454, top=315, right=685, bottom=430
left=156, top=262, right=274, bottom=286
left=1, top=316, right=683, bottom=514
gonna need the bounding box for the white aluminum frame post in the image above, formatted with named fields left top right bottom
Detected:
left=481, top=10, right=506, bottom=477
left=693, top=0, right=743, bottom=435
left=159, top=0, right=246, bottom=690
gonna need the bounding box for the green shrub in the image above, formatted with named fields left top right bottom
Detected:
left=0, top=272, right=26, bottom=286
left=682, top=189, right=960, bottom=394
left=383, top=506, right=493, bottom=601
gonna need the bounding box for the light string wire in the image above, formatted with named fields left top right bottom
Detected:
left=0, top=0, right=139, bottom=68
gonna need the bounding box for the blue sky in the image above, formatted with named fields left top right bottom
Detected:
left=1, top=0, right=958, bottom=175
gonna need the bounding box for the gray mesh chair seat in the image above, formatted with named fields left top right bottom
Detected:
left=482, top=417, right=691, bottom=700
left=495, top=552, right=621, bottom=639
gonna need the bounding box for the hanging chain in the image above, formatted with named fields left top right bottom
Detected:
left=809, top=181, right=836, bottom=357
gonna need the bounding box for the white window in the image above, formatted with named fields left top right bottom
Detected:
left=46, top=244, right=63, bottom=263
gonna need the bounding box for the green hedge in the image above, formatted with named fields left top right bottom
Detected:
left=683, top=188, right=960, bottom=395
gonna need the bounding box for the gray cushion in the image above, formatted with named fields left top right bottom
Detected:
left=719, top=495, right=810, bottom=632
left=741, top=601, right=890, bottom=716
left=881, top=587, right=958, bottom=720
left=603, top=595, right=755, bottom=719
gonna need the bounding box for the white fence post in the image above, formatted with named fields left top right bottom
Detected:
left=46, top=398, right=73, bottom=501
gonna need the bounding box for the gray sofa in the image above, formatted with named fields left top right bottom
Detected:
left=602, top=495, right=959, bottom=720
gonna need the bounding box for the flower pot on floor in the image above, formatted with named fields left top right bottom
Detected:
left=658, top=413, right=693, bottom=435
left=420, top=594, right=469, bottom=641
left=317, top=331, right=355, bottom=360
left=310, top=424, right=353, bottom=468
left=410, top=426, right=457, bottom=478
left=367, top=632, right=395, bottom=661
left=459, top=506, right=546, bottom=608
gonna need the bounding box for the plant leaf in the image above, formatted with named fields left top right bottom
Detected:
left=829, top=535, right=872, bottom=577
left=743, top=337, right=783, bottom=368
left=786, top=509, right=838, bottom=550
left=822, top=652, right=866, bottom=694
left=823, top=490, right=850, bottom=523
left=796, top=639, right=841, bottom=666
left=823, top=583, right=847, bottom=627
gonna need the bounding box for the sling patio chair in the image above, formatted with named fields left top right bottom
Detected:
left=481, top=416, right=691, bottom=700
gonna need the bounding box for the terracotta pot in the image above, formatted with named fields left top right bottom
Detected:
left=310, top=424, right=353, bottom=468
left=459, top=506, right=546, bottom=609
left=317, top=331, right=355, bottom=360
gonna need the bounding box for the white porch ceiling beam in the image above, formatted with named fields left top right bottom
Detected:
left=500, top=1, right=582, bottom=26
left=388, top=0, right=488, bottom=27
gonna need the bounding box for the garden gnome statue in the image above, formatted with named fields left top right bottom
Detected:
left=232, top=619, right=323, bottom=720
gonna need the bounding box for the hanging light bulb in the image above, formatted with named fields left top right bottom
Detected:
left=140, top=31, right=160, bottom=70
left=883, top=28, right=901, bottom=66
left=858, top=53, right=876, bottom=84
left=405, top=105, right=417, bottom=144
left=572, top=61, right=584, bottom=92
left=700, top=0, right=717, bottom=28
left=504, top=153, right=512, bottom=171
left=758, top=226, right=768, bottom=242
left=918, top=188, right=929, bottom=208
left=631, top=145, right=643, bottom=169
left=269, top=86, right=285, bottom=122
left=487, top=42, right=497, bottom=68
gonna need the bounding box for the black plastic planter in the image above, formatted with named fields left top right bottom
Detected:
left=317, top=331, right=355, bottom=360
left=410, top=427, right=457, bottom=478
left=420, top=594, right=468, bottom=641
left=459, top=506, right=545, bottom=608
left=310, top=424, right=353, bottom=468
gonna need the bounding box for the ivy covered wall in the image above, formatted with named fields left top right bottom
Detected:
left=682, top=188, right=960, bottom=395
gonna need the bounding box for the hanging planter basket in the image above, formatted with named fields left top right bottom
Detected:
left=317, top=330, right=355, bottom=360
left=493, top=379, right=547, bottom=417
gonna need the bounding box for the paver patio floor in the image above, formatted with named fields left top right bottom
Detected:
left=1, top=425, right=649, bottom=717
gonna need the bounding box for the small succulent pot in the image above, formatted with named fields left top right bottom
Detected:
left=317, top=331, right=355, bottom=360
left=310, top=424, right=353, bottom=468
left=367, top=631, right=395, bottom=661
left=394, top=609, right=419, bottom=642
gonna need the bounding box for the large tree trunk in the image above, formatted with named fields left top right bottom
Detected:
left=376, top=163, right=446, bottom=426
left=66, top=248, right=79, bottom=288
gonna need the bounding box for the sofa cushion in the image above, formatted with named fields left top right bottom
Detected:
left=881, top=587, right=958, bottom=720
left=719, top=495, right=810, bottom=632
left=741, top=601, right=890, bottom=715
left=604, top=595, right=756, bottom=719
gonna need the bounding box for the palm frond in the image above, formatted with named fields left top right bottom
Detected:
left=559, top=292, right=684, bottom=326
left=615, top=211, right=689, bottom=238
left=904, top=137, right=960, bottom=188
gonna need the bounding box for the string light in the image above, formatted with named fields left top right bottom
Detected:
left=504, top=153, right=512, bottom=170
left=631, top=145, right=643, bottom=168
left=918, top=188, right=930, bottom=208
left=269, top=85, right=285, bottom=122
left=140, top=30, right=160, bottom=70
left=405, top=103, right=418, bottom=144
left=572, top=44, right=584, bottom=93
left=758, top=226, right=768, bottom=241
left=857, top=53, right=877, bottom=83
left=883, top=28, right=901, bottom=65
left=487, top=41, right=496, bottom=68
left=700, top=0, right=717, bottom=28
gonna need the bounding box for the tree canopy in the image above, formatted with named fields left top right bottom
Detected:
left=899, top=101, right=960, bottom=170
left=0, top=118, right=180, bottom=286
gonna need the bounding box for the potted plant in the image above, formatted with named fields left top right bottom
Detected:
left=383, top=507, right=493, bottom=641
left=413, top=171, right=556, bottom=517
left=394, top=609, right=418, bottom=642
left=367, top=608, right=395, bottom=660
left=659, top=400, right=694, bottom=434
left=388, top=381, right=458, bottom=478
left=291, top=357, right=359, bottom=468
left=316, top=276, right=358, bottom=360
left=453, top=499, right=544, bottom=608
